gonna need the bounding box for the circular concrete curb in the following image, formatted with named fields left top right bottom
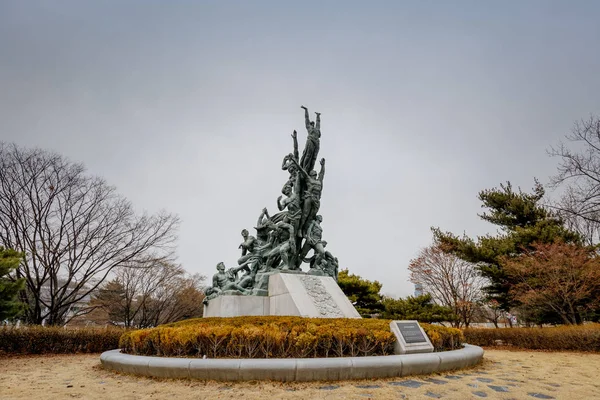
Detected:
left=100, top=344, right=484, bottom=381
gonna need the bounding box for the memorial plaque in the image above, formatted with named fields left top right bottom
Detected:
left=396, top=322, right=427, bottom=344
left=389, top=320, right=434, bottom=354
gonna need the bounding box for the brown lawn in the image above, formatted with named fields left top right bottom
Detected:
left=1, top=349, right=599, bottom=399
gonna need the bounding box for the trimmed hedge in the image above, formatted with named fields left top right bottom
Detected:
left=120, top=317, right=463, bottom=358
left=463, top=323, right=600, bottom=352
left=0, top=326, right=123, bottom=355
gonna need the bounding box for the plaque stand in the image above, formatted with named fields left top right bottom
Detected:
left=390, top=320, right=434, bottom=354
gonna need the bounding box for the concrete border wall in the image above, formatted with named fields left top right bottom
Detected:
left=100, top=344, right=483, bottom=381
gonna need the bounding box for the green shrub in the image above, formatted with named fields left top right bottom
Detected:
left=463, top=323, right=600, bottom=352
left=0, top=326, right=123, bottom=355
left=120, top=317, right=463, bottom=358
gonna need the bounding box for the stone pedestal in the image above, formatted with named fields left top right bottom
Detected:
left=268, top=272, right=361, bottom=318
left=203, top=271, right=361, bottom=318
left=203, top=295, right=269, bottom=318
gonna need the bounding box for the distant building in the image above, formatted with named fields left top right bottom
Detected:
left=37, top=281, right=95, bottom=326
left=414, top=283, right=424, bottom=297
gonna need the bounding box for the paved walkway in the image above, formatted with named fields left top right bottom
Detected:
left=1, top=349, right=599, bottom=399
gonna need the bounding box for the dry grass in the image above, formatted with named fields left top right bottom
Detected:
left=121, top=317, right=462, bottom=358
left=1, top=349, right=600, bottom=399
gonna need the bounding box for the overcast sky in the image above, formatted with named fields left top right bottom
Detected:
left=1, top=1, right=599, bottom=297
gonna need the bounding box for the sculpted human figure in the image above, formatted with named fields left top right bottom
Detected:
left=281, top=131, right=299, bottom=173
left=263, top=221, right=296, bottom=270
left=230, top=264, right=256, bottom=289
left=323, top=251, right=339, bottom=280
left=290, top=157, right=325, bottom=237
left=237, top=229, right=257, bottom=267
left=254, top=207, right=273, bottom=243
left=203, top=262, right=251, bottom=303
left=299, top=106, right=321, bottom=173
left=277, top=172, right=302, bottom=235
left=281, top=131, right=300, bottom=194
left=242, top=208, right=272, bottom=271
left=300, top=215, right=327, bottom=265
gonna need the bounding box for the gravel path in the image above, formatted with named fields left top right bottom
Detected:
left=1, top=349, right=599, bottom=399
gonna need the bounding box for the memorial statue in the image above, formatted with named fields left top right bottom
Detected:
left=204, top=107, right=340, bottom=304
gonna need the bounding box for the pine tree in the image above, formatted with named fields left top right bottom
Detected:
left=381, top=294, right=456, bottom=323
left=337, top=269, right=385, bottom=316
left=0, top=247, right=26, bottom=320
left=433, top=181, right=580, bottom=314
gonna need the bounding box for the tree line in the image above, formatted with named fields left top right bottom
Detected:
left=0, top=143, right=204, bottom=326
left=3, top=114, right=600, bottom=327
left=338, top=115, right=600, bottom=327
left=414, top=115, right=600, bottom=326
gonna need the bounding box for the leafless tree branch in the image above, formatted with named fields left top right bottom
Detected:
left=0, top=143, right=180, bottom=325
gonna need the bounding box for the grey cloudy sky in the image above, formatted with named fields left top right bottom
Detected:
left=1, top=1, right=599, bottom=297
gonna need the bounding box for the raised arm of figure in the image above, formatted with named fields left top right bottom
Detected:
left=292, top=130, right=299, bottom=160
left=257, top=207, right=270, bottom=227
left=294, top=170, right=302, bottom=193
left=318, top=158, right=326, bottom=181
left=301, top=106, right=311, bottom=131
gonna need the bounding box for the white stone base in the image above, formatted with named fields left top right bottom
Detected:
left=203, top=272, right=361, bottom=318
left=203, top=295, right=269, bottom=318
left=268, top=272, right=361, bottom=318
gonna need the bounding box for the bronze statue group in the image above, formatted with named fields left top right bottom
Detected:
left=204, top=107, right=339, bottom=303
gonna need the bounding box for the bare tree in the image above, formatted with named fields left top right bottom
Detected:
left=98, top=261, right=186, bottom=327
left=91, top=263, right=205, bottom=327
left=133, top=261, right=191, bottom=328
left=549, top=115, right=600, bottom=245
left=474, top=299, right=507, bottom=328
left=0, top=143, right=179, bottom=325
left=149, top=272, right=206, bottom=326
left=409, top=244, right=487, bottom=328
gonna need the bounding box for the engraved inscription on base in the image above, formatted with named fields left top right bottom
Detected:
left=298, top=275, right=345, bottom=318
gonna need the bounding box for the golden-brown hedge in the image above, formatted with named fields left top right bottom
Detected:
left=0, top=326, right=123, bottom=355
left=120, top=317, right=463, bottom=358
left=463, top=324, right=600, bottom=352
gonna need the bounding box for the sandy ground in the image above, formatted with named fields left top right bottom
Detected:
left=1, top=349, right=599, bottom=399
